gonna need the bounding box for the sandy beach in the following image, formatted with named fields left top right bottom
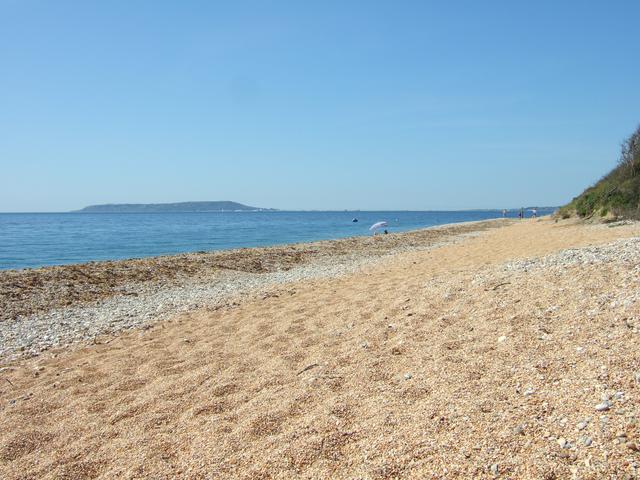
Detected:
left=1, top=218, right=640, bottom=478
left=0, top=220, right=504, bottom=360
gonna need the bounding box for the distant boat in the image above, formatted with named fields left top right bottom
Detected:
left=352, top=218, right=358, bottom=222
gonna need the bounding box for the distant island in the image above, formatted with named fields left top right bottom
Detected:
left=74, top=201, right=276, bottom=213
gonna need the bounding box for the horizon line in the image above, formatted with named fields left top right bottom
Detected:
left=0, top=207, right=559, bottom=214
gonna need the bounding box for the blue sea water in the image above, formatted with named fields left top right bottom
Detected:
left=0, top=209, right=555, bottom=271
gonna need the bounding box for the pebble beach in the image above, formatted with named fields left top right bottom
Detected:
left=1, top=217, right=640, bottom=479
left=0, top=220, right=499, bottom=360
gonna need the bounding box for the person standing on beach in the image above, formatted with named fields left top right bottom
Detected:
left=502, top=209, right=507, bottom=218
left=532, top=208, right=537, bottom=218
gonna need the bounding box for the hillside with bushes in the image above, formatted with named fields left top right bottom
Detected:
left=559, top=125, right=640, bottom=219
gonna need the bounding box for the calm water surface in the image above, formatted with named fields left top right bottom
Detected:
left=0, top=209, right=555, bottom=270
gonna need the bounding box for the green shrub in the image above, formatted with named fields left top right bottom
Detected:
left=562, top=125, right=640, bottom=220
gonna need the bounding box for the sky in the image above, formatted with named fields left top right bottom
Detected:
left=1, top=1, right=639, bottom=212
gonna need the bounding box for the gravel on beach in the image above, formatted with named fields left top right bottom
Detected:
left=1, top=218, right=640, bottom=479
left=0, top=220, right=501, bottom=360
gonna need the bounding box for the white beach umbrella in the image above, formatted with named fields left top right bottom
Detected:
left=369, top=221, right=388, bottom=231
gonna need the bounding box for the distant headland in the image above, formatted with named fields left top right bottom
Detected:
left=74, top=201, right=277, bottom=213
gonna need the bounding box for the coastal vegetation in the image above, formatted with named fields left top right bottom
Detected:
left=559, top=125, right=640, bottom=219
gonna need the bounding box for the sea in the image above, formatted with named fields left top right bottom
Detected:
left=0, top=209, right=556, bottom=271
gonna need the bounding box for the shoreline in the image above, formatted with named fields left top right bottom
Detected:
left=2, top=211, right=558, bottom=273
left=0, top=219, right=509, bottom=361
left=0, top=216, right=513, bottom=274
left=1, top=218, right=640, bottom=478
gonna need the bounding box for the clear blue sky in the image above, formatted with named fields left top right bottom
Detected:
left=1, top=1, right=639, bottom=212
